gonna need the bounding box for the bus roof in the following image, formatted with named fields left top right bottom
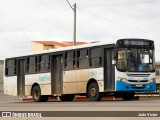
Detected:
left=5, top=41, right=115, bottom=59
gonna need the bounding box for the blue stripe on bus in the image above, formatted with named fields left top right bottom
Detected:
left=116, top=80, right=156, bottom=92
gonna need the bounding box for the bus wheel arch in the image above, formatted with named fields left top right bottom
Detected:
left=86, top=79, right=102, bottom=101
left=31, top=83, right=48, bottom=102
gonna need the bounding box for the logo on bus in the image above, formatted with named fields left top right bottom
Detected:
left=37, top=75, right=51, bottom=81
left=89, top=71, right=97, bottom=76
left=138, top=65, right=143, bottom=71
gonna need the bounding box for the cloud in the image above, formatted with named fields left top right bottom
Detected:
left=0, top=0, right=160, bottom=61
left=0, top=30, right=30, bottom=59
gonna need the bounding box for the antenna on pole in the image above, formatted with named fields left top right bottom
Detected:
left=65, top=0, right=76, bottom=46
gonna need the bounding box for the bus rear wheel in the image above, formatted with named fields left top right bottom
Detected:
left=59, top=95, right=75, bottom=101
left=88, top=82, right=102, bottom=101
left=32, top=85, right=48, bottom=102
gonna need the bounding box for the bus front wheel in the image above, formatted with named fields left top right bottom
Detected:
left=88, top=82, right=102, bottom=101
left=32, top=85, right=48, bottom=102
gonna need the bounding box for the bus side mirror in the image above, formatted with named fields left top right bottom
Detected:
left=112, top=60, right=116, bottom=65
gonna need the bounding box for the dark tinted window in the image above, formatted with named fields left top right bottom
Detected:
left=38, top=55, right=50, bottom=72
left=26, top=56, right=37, bottom=74
left=5, top=59, right=16, bottom=76
left=90, top=47, right=102, bottom=67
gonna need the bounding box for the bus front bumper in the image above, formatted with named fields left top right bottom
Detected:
left=116, top=81, right=156, bottom=92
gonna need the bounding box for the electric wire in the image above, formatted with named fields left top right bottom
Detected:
left=79, top=0, right=160, bottom=7
left=78, top=7, right=159, bottom=38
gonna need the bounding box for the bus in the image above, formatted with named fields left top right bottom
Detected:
left=4, top=38, right=156, bottom=102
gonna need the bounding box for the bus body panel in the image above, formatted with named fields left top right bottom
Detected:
left=4, top=76, right=17, bottom=96
left=63, top=68, right=104, bottom=94
left=25, top=73, right=51, bottom=95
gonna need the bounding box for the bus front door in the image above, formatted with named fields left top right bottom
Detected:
left=51, top=55, right=63, bottom=95
left=104, top=48, right=115, bottom=91
left=17, top=59, right=25, bottom=96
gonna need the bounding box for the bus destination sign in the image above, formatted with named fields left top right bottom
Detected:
left=116, top=39, right=154, bottom=48
left=124, top=40, right=150, bottom=46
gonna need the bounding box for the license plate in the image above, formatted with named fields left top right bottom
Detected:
left=136, top=84, right=142, bottom=87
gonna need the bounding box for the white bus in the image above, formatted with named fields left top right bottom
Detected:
left=4, top=38, right=156, bottom=102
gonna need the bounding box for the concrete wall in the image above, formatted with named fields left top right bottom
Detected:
left=31, top=42, right=62, bottom=52
left=31, top=42, right=44, bottom=52
left=0, top=60, right=4, bottom=84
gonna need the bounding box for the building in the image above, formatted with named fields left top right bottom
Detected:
left=0, top=60, right=4, bottom=84
left=31, top=41, right=88, bottom=52
left=0, top=60, right=4, bottom=92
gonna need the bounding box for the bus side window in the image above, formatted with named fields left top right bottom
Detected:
left=28, top=56, right=37, bottom=74
left=38, top=54, right=50, bottom=73
left=64, top=52, right=67, bottom=70
left=38, top=56, right=42, bottom=72
left=66, top=51, right=73, bottom=70
left=5, top=59, right=16, bottom=76
left=76, top=50, right=80, bottom=68
left=90, top=47, right=102, bottom=67
left=79, top=49, right=89, bottom=69
left=73, top=51, right=76, bottom=69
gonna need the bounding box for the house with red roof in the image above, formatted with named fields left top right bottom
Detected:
left=31, top=41, right=88, bottom=52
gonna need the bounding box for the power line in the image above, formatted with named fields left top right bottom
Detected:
left=79, top=0, right=160, bottom=7
left=78, top=7, right=158, bottom=38
left=8, top=8, right=68, bottom=31
left=65, top=0, right=74, bottom=10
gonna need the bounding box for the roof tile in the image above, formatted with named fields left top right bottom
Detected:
left=33, top=41, right=88, bottom=47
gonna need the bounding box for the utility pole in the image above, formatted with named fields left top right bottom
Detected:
left=73, top=3, right=76, bottom=46
left=65, top=0, right=76, bottom=46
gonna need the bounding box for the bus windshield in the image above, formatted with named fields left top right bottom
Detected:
left=117, top=48, right=155, bottom=72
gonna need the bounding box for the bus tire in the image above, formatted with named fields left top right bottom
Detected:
left=122, top=92, right=135, bottom=101
left=59, top=95, right=75, bottom=101
left=32, top=85, right=48, bottom=102
left=88, top=82, right=102, bottom=101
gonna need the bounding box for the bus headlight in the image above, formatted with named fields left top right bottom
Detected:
left=150, top=78, right=156, bottom=82
left=118, top=78, right=127, bottom=82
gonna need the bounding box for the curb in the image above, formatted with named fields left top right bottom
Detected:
left=22, top=96, right=123, bottom=101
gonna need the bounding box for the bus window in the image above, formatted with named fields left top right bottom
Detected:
left=65, top=51, right=73, bottom=70
left=90, top=47, right=102, bottom=67
left=76, top=50, right=80, bottom=68
left=73, top=51, right=76, bottom=69
left=5, top=59, right=16, bottom=76
left=79, top=49, right=89, bottom=69
left=64, top=52, right=67, bottom=69
left=38, top=55, right=50, bottom=72
left=27, top=56, right=37, bottom=74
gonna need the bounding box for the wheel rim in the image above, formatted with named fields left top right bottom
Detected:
left=90, top=87, right=97, bottom=97
left=34, top=88, right=40, bottom=100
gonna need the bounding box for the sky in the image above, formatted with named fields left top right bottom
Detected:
left=0, top=0, right=160, bottom=61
